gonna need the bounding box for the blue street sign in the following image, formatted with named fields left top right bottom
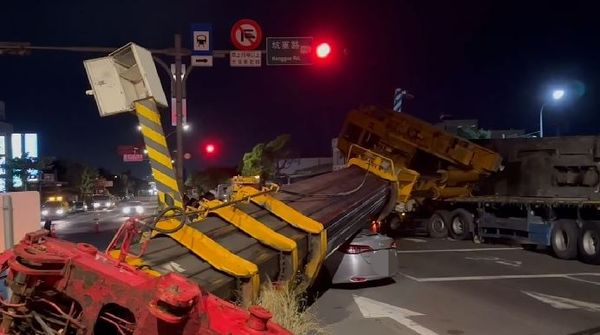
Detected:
left=191, top=23, right=213, bottom=55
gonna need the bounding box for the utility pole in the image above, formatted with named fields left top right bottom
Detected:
left=174, top=34, right=185, bottom=189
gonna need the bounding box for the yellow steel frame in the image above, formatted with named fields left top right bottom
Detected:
left=203, top=199, right=299, bottom=281
left=346, top=144, right=419, bottom=203
left=153, top=218, right=260, bottom=303
left=234, top=186, right=327, bottom=285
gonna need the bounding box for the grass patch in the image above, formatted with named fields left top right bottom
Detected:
left=257, top=281, right=328, bottom=335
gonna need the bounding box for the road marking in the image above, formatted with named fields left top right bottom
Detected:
left=353, top=295, right=439, bottom=335
left=564, top=275, right=600, bottom=286
left=399, top=272, right=600, bottom=282
left=465, top=256, right=522, bottom=267
left=396, top=247, right=519, bottom=254
left=402, top=238, right=428, bottom=243
left=161, top=261, right=186, bottom=273
left=523, top=291, right=600, bottom=312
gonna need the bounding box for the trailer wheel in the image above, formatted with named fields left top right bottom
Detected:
left=449, top=209, right=473, bottom=240
left=578, top=221, right=600, bottom=264
left=551, top=219, right=578, bottom=260
left=426, top=210, right=450, bottom=238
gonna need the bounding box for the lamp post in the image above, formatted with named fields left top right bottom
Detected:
left=137, top=123, right=190, bottom=140
left=539, top=89, right=565, bottom=138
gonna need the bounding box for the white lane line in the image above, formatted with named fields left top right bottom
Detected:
left=396, top=247, right=520, bottom=254
left=523, top=291, right=600, bottom=312
left=565, top=275, right=600, bottom=286
left=402, top=238, right=428, bottom=243
left=399, top=272, right=600, bottom=282
left=523, top=291, right=578, bottom=309
left=465, top=256, right=522, bottom=267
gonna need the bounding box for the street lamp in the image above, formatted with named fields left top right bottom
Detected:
left=166, top=123, right=190, bottom=139
left=136, top=123, right=190, bottom=139
left=540, top=89, right=565, bottom=138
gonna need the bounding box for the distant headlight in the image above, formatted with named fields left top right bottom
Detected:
left=84, top=205, right=88, bottom=210
left=56, top=209, right=65, bottom=215
left=41, top=209, right=49, bottom=216
left=93, top=202, right=100, bottom=208
left=122, top=207, right=131, bottom=214
left=105, top=201, right=112, bottom=207
left=135, top=206, right=144, bottom=214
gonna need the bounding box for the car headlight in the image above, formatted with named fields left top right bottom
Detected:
left=41, top=209, right=49, bottom=216
left=105, top=201, right=112, bottom=207
left=122, top=207, right=131, bottom=214
left=135, top=206, right=144, bottom=214
left=93, top=202, right=100, bottom=208
left=84, top=205, right=88, bottom=210
left=56, top=209, right=65, bottom=215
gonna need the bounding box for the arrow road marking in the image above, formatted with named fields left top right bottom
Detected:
left=523, top=291, right=600, bottom=312
left=353, top=295, right=439, bottom=335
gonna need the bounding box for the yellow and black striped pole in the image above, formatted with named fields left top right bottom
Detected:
left=134, top=99, right=183, bottom=209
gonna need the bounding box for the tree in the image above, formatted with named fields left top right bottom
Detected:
left=2, top=153, right=50, bottom=191
left=241, top=134, right=292, bottom=180
left=185, top=167, right=237, bottom=195
left=80, top=167, right=98, bottom=198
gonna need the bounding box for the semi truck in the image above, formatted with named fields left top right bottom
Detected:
left=337, top=106, right=600, bottom=264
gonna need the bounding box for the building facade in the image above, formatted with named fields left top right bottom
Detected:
left=0, top=100, right=40, bottom=192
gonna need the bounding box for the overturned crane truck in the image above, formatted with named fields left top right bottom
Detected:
left=339, top=106, right=600, bottom=264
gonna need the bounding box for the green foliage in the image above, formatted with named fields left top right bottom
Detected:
left=185, top=167, right=237, bottom=195
left=241, top=134, right=291, bottom=180
left=79, top=167, right=98, bottom=198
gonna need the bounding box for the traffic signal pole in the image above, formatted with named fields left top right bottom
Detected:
left=174, top=34, right=185, bottom=190
left=1, top=37, right=195, bottom=192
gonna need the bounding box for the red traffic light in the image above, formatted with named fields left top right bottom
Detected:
left=315, top=42, right=331, bottom=58
left=205, top=144, right=215, bottom=154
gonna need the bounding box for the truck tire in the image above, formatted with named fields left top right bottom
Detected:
left=426, top=210, right=450, bottom=238
left=551, top=220, right=578, bottom=260
left=578, top=221, right=600, bottom=264
left=449, top=209, right=473, bottom=240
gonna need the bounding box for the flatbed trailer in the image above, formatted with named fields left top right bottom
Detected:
left=412, top=136, right=600, bottom=265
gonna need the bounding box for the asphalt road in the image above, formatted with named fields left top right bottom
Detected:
left=45, top=198, right=158, bottom=250
left=313, top=237, right=600, bottom=335
left=45, top=205, right=600, bottom=335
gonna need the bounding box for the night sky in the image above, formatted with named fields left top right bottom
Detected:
left=1, top=1, right=598, bottom=178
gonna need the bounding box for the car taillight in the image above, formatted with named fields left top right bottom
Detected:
left=370, top=220, right=381, bottom=233
left=390, top=241, right=397, bottom=249
left=342, top=244, right=374, bottom=254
